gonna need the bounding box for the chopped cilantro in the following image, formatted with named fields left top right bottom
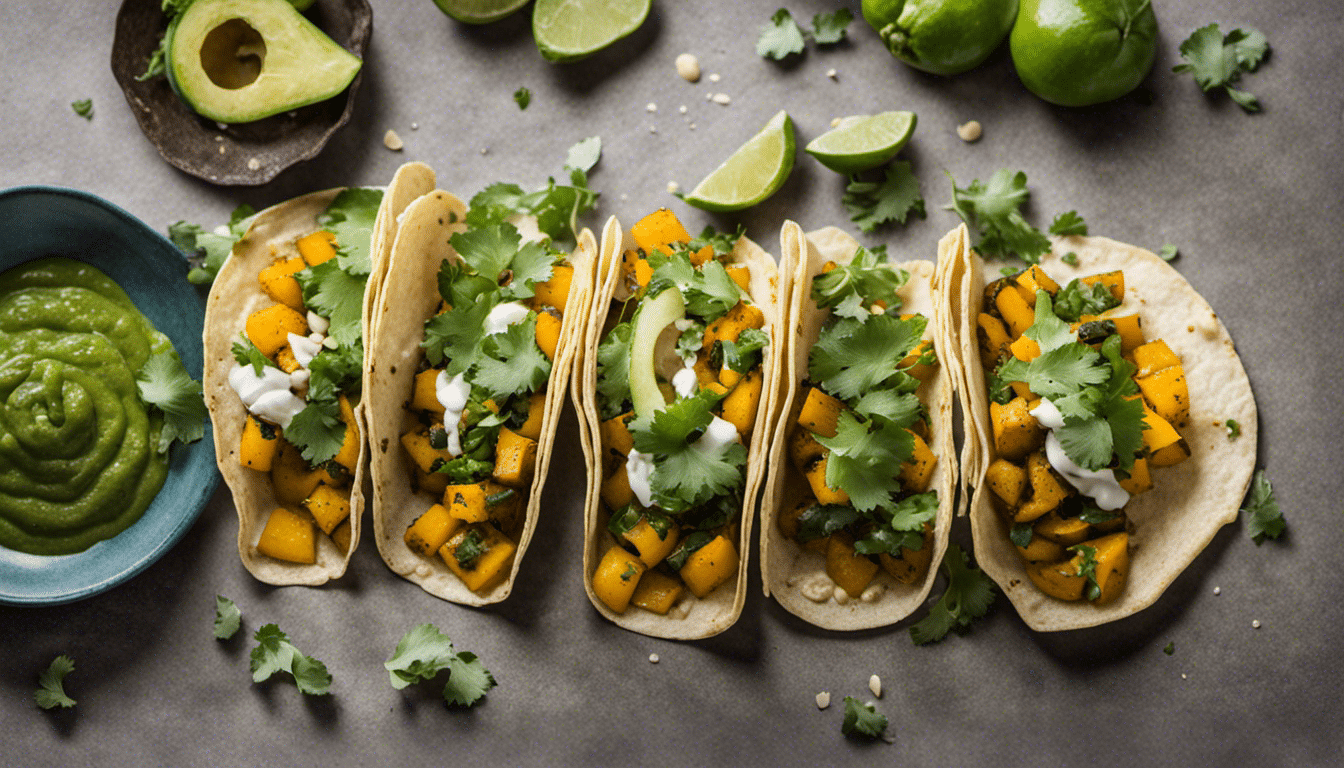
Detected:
left=665, top=531, right=715, bottom=571
left=232, top=335, right=273, bottom=376
left=811, top=246, right=908, bottom=313
left=945, top=169, right=1051, bottom=263
left=284, top=396, right=345, bottom=465
left=843, top=161, right=926, bottom=233
left=854, top=493, right=937, bottom=555
left=812, top=9, right=853, bottom=45
left=250, top=624, right=331, bottom=695
left=595, top=322, right=633, bottom=420
left=795, top=503, right=862, bottom=543
left=1225, top=419, right=1241, bottom=439
left=513, top=87, right=531, bottom=109
left=629, top=391, right=746, bottom=514
left=136, top=351, right=208, bottom=453
left=1163, top=641, right=1175, bottom=656
left=808, top=313, right=925, bottom=401
left=454, top=528, right=488, bottom=570
left=1052, top=278, right=1122, bottom=322
left=1060, top=251, right=1079, bottom=266
left=715, top=327, right=768, bottom=374
left=757, top=8, right=807, bottom=60
left=1009, top=522, right=1033, bottom=549
left=1158, top=244, right=1180, bottom=262
left=423, top=292, right=497, bottom=373
left=35, top=655, right=76, bottom=710
left=384, top=623, right=496, bottom=707
left=1048, top=210, right=1088, bottom=236
left=1069, top=543, right=1101, bottom=601
left=71, top=99, right=93, bottom=120
left=173, top=204, right=256, bottom=285
left=474, top=315, right=553, bottom=400
left=818, top=411, right=915, bottom=512
left=1242, top=469, right=1286, bottom=544
left=214, top=595, right=242, bottom=640
left=435, top=456, right=494, bottom=484
left=1173, top=24, right=1270, bottom=112
left=294, top=259, right=365, bottom=347
left=687, top=224, right=744, bottom=257
left=565, top=136, right=603, bottom=174
left=841, top=697, right=887, bottom=739
left=464, top=139, right=600, bottom=246
left=645, top=251, right=742, bottom=322
left=910, top=544, right=997, bottom=645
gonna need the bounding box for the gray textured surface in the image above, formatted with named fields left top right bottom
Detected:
left=3, top=1, right=1342, bottom=765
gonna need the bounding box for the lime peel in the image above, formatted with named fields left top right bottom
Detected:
left=805, top=111, right=917, bottom=174
left=431, top=0, right=530, bottom=24
left=684, top=110, right=796, bottom=212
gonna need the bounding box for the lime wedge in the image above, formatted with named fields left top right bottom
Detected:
left=532, top=0, right=651, bottom=62
left=432, top=0, right=529, bottom=24
left=683, top=111, right=796, bottom=212
left=805, top=111, right=917, bottom=174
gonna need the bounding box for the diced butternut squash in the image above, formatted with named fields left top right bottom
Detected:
left=440, top=524, right=517, bottom=593
left=826, top=532, right=880, bottom=598
left=297, top=230, right=337, bottom=266
left=631, top=208, right=693, bottom=257
left=535, top=310, right=562, bottom=360
left=1141, top=404, right=1189, bottom=467
left=256, top=506, right=316, bottom=564
left=879, top=525, right=934, bottom=585
left=246, top=304, right=308, bottom=359
left=633, top=259, right=655, bottom=289
left=1015, top=451, right=1072, bottom=523
left=1133, top=339, right=1181, bottom=378
left=900, top=431, right=937, bottom=493
left=804, top=455, right=850, bottom=506
left=443, top=483, right=490, bottom=523
left=993, top=282, right=1036, bottom=338
left=270, top=441, right=324, bottom=506
left=777, top=498, right=812, bottom=542
left=1118, top=457, right=1152, bottom=495
left=630, top=569, right=684, bottom=615
left=1016, top=535, right=1066, bottom=564
left=797, top=387, right=844, bottom=439
left=991, top=397, right=1044, bottom=461
left=332, top=395, right=360, bottom=472
left=720, top=368, right=761, bottom=435
left=622, top=516, right=680, bottom=567
left=600, top=412, right=635, bottom=457
left=1089, top=532, right=1129, bottom=605
left=985, top=458, right=1028, bottom=508
left=725, top=264, right=751, bottom=292
left=1025, top=557, right=1087, bottom=602
left=1110, top=314, right=1145, bottom=355
left=679, top=534, right=739, bottom=599
left=1014, top=265, right=1059, bottom=304
left=1033, top=512, right=1091, bottom=546
left=1137, top=365, right=1189, bottom=428
left=411, top=368, right=445, bottom=415
left=977, top=313, right=1012, bottom=369
left=703, top=301, right=765, bottom=350
left=532, top=263, right=573, bottom=313
left=401, top=429, right=450, bottom=475
left=239, top=414, right=280, bottom=472
left=492, top=427, right=537, bottom=488
left=414, top=464, right=450, bottom=496
left=788, top=428, right=827, bottom=475
left=899, top=337, right=937, bottom=384
left=303, top=482, right=350, bottom=535
left=1009, top=334, right=1040, bottom=362
left=600, top=463, right=636, bottom=510
left=275, top=345, right=301, bottom=373
left=258, top=257, right=307, bottom=311
left=330, top=520, right=351, bottom=553
left=515, top=391, right=548, bottom=441
left=591, top=545, right=646, bottom=613
left=404, top=503, right=462, bottom=557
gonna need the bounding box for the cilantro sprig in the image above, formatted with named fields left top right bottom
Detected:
left=214, top=595, right=242, bottom=640
left=629, top=391, right=747, bottom=514
left=250, top=624, right=332, bottom=696
left=384, top=624, right=496, bottom=707
left=35, top=655, right=77, bottom=710
left=810, top=245, right=908, bottom=316
left=1242, top=470, right=1286, bottom=544
left=465, top=138, right=601, bottom=246
left=136, top=351, right=208, bottom=453
left=841, top=696, right=888, bottom=740
left=1173, top=24, right=1270, bottom=112
left=757, top=7, right=853, bottom=59
left=843, top=161, right=926, bottom=233
left=171, top=204, right=256, bottom=285
left=909, top=544, right=997, bottom=645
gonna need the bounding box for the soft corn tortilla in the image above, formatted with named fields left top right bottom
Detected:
left=759, top=224, right=957, bottom=631
left=944, top=227, right=1259, bottom=631
left=364, top=189, right=596, bottom=605
left=574, top=215, right=783, bottom=640
left=204, top=174, right=416, bottom=585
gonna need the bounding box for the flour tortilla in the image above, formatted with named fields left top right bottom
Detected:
left=574, top=215, right=782, bottom=639
left=759, top=224, right=956, bottom=630
left=364, top=188, right=596, bottom=605
left=203, top=173, right=416, bottom=585
left=944, top=228, right=1258, bottom=631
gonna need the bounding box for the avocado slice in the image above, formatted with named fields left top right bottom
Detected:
left=628, top=287, right=686, bottom=418
left=167, top=0, right=361, bottom=124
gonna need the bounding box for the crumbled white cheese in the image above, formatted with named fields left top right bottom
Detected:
left=815, top=692, right=831, bottom=709
left=711, top=93, right=732, bottom=105
left=648, top=653, right=660, bottom=664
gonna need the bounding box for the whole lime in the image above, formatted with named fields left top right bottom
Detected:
left=862, top=0, right=1019, bottom=76
left=1010, top=0, right=1158, bottom=106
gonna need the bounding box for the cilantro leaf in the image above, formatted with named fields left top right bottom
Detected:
left=841, top=697, right=887, bottom=739
left=812, top=9, right=853, bottom=45
left=444, top=652, right=497, bottom=707
left=423, top=293, right=498, bottom=373
left=513, top=87, right=531, bottom=110
left=136, top=351, right=208, bottom=453
left=284, top=396, right=345, bottom=465
left=1225, top=418, right=1241, bottom=439
left=71, top=99, right=93, bottom=120
left=630, top=392, right=746, bottom=513
left=646, top=252, right=741, bottom=322
left=945, top=169, right=1051, bottom=263
left=1069, top=543, right=1102, bottom=601
left=452, top=223, right=524, bottom=284
left=565, top=136, right=603, bottom=174
left=35, top=655, right=76, bottom=710
left=1048, top=210, right=1088, bottom=236
left=596, top=322, right=633, bottom=420
left=503, top=243, right=557, bottom=301
left=385, top=624, right=495, bottom=707
left=1052, top=278, right=1122, bottom=322
left=250, top=624, right=331, bottom=695
left=295, top=259, right=365, bottom=347
left=758, top=8, right=807, bottom=60
left=818, top=410, right=915, bottom=512
left=809, top=314, right=925, bottom=401
left=174, top=204, right=255, bottom=285
left=232, top=334, right=274, bottom=376
left=466, top=183, right=529, bottom=230
left=811, top=246, right=908, bottom=312
left=1242, top=469, right=1286, bottom=544
left=795, top=503, right=862, bottom=542
left=1173, top=24, right=1270, bottom=112
left=910, top=544, right=996, bottom=645
left=474, top=315, right=553, bottom=400
left=317, top=188, right=383, bottom=276
left=214, top=595, right=241, bottom=640
left=843, top=161, right=926, bottom=233
left=1158, top=244, right=1180, bottom=262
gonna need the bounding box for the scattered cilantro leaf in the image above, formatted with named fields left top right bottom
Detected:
left=1049, top=210, right=1088, bottom=236
left=475, top=315, right=553, bottom=400
left=284, top=396, right=345, bottom=465
left=1173, top=24, right=1270, bottom=112
left=1163, top=641, right=1175, bottom=655
left=422, top=292, right=497, bottom=373
left=385, top=624, right=495, bottom=707
left=564, top=136, right=603, bottom=174
left=818, top=410, right=915, bottom=512
left=452, top=223, right=525, bottom=283
left=1069, top=543, right=1101, bottom=601
left=174, top=204, right=256, bottom=285
left=646, top=251, right=742, bottom=321
left=809, top=314, right=925, bottom=401
left=945, top=169, right=1051, bottom=263
left=250, top=624, right=331, bottom=695
left=1060, top=251, right=1079, bottom=266
left=1053, top=279, right=1122, bottom=322
left=71, top=99, right=93, bottom=120
left=444, top=652, right=496, bottom=707
left=35, top=655, right=76, bottom=710
left=317, top=188, right=383, bottom=276
left=1242, top=469, right=1286, bottom=544
left=630, top=391, right=746, bottom=513
left=232, top=335, right=273, bottom=376
left=513, top=87, right=531, bottom=110
left=910, top=544, right=996, bottom=645
left=758, top=8, right=807, bottom=60
left=136, top=351, right=208, bottom=453
left=214, top=595, right=241, bottom=640
left=1225, top=419, right=1241, bottom=439
left=841, top=697, right=887, bottom=739
left=843, top=161, right=926, bottom=233
left=595, top=322, right=633, bottom=420
left=1158, top=244, right=1179, bottom=262
left=811, top=246, right=908, bottom=312
left=812, top=9, right=853, bottom=45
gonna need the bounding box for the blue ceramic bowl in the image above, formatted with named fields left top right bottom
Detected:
left=0, top=186, right=219, bottom=605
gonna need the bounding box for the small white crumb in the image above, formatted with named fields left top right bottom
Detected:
left=830, top=117, right=842, bottom=128
left=1181, top=673, right=1188, bottom=680
left=689, top=123, right=696, bottom=130
left=214, top=135, right=224, bottom=142
left=481, top=147, right=489, bottom=155
left=708, top=73, right=721, bottom=83
left=666, top=181, right=680, bottom=194
left=957, top=120, right=983, bottom=142
left=646, top=102, right=658, bottom=112
left=218, top=145, right=226, bottom=154
left=815, top=692, right=831, bottom=709
left=246, top=157, right=261, bottom=170
left=679, top=105, right=688, bottom=114
left=1213, top=587, right=1221, bottom=595
left=648, top=653, right=660, bottom=663
left=410, top=122, right=419, bottom=130
left=649, top=125, right=657, bottom=134
left=826, top=68, right=838, bottom=80
left=383, top=129, right=404, bottom=151
left=711, top=93, right=732, bottom=105
left=216, top=122, right=228, bottom=130
left=1252, top=620, right=1262, bottom=629
left=619, top=193, right=629, bottom=201
left=868, top=674, right=882, bottom=698
left=675, top=53, right=701, bottom=82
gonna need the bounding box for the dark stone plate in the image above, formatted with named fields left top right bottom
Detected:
left=111, top=0, right=372, bottom=186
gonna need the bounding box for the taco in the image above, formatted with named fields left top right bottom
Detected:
left=759, top=224, right=956, bottom=630
left=942, top=224, right=1258, bottom=631
left=363, top=184, right=596, bottom=604
left=202, top=163, right=434, bottom=585
left=575, top=209, right=782, bottom=639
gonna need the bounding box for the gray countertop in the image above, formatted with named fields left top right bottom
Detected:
left=3, top=1, right=1341, bottom=765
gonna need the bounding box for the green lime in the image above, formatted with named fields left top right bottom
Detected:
left=532, top=0, right=651, bottom=62
left=1010, top=0, right=1158, bottom=106
left=862, top=0, right=1018, bottom=76
left=805, top=111, right=917, bottom=174
left=683, top=111, right=796, bottom=213
left=431, top=0, right=529, bottom=24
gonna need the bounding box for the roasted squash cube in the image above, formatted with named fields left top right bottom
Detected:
left=404, top=503, right=462, bottom=557
left=679, top=534, right=739, bottom=599
left=797, top=387, right=844, bottom=439
left=621, top=515, right=680, bottom=567
left=239, top=414, right=280, bottom=472
left=532, top=263, right=573, bottom=313
left=1015, top=451, right=1072, bottom=523
left=630, top=570, right=684, bottom=615
left=878, top=525, right=934, bottom=585
left=439, top=524, right=516, bottom=593
left=991, top=397, right=1044, bottom=461
left=332, top=395, right=360, bottom=472
left=720, top=367, right=762, bottom=435
left=900, top=431, right=937, bottom=493
left=1089, top=532, right=1129, bottom=605
left=443, top=483, right=490, bottom=523
left=256, top=506, right=316, bottom=564
left=977, top=313, right=1012, bottom=370
left=1033, top=512, right=1091, bottom=546
left=303, top=482, right=350, bottom=535
left=245, top=304, right=308, bottom=359
left=296, top=230, right=337, bottom=266
left=411, top=368, right=445, bottom=415
left=516, top=391, right=548, bottom=441
left=985, top=458, right=1028, bottom=509
left=492, top=427, right=537, bottom=488
left=258, top=257, right=307, bottom=311
left=271, top=440, right=323, bottom=506
left=826, top=532, right=879, bottom=598
left=535, top=310, right=562, bottom=361
left=804, top=455, right=850, bottom=506
left=1025, top=558, right=1087, bottom=602
left=591, top=545, right=646, bottom=613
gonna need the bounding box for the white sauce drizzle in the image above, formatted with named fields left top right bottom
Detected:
left=672, top=365, right=699, bottom=398
left=1031, top=399, right=1130, bottom=511
left=287, top=332, right=323, bottom=369
left=626, top=450, right=657, bottom=508
left=483, top=301, right=530, bottom=336
left=435, top=371, right=472, bottom=457
left=228, top=364, right=305, bottom=429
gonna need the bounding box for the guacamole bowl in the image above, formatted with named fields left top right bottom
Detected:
left=0, top=186, right=218, bottom=605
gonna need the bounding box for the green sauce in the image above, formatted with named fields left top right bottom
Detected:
left=0, top=258, right=171, bottom=555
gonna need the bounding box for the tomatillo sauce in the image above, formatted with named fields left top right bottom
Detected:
left=0, top=258, right=170, bottom=555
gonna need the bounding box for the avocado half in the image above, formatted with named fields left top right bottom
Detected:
left=167, top=0, right=361, bottom=124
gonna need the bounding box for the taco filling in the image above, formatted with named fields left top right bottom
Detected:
left=589, top=210, right=771, bottom=621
